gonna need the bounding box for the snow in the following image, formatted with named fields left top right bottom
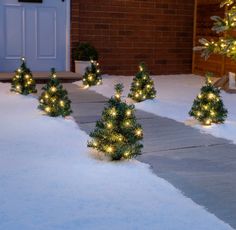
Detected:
left=76, top=74, right=236, bottom=144
left=0, top=82, right=233, bottom=230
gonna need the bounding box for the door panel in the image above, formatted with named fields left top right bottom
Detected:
left=0, top=0, right=67, bottom=72
left=5, top=6, right=24, bottom=59
left=36, top=8, right=56, bottom=59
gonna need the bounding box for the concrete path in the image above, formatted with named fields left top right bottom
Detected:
left=0, top=71, right=82, bottom=82
left=63, top=84, right=236, bottom=229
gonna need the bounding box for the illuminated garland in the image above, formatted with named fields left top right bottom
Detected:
left=38, top=68, right=72, bottom=117
left=129, top=63, right=156, bottom=102
left=11, top=57, right=37, bottom=95
left=88, top=84, right=143, bottom=160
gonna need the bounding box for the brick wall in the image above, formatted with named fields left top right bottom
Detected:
left=71, top=0, right=195, bottom=75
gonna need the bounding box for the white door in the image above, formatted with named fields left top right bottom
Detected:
left=0, top=0, right=68, bottom=72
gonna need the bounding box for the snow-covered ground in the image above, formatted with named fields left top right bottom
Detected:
left=0, top=82, right=233, bottom=230
left=76, top=74, right=236, bottom=144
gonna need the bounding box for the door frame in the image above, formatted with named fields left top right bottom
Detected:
left=0, top=0, right=71, bottom=71
left=65, top=0, right=70, bottom=71
left=33, top=0, right=71, bottom=71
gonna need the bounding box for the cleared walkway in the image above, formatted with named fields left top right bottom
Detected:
left=0, top=72, right=82, bottom=82
left=64, top=83, right=236, bottom=229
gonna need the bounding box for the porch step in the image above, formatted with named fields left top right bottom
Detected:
left=0, top=71, right=82, bottom=83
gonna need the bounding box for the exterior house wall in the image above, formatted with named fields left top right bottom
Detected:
left=71, top=0, right=195, bottom=75
left=193, top=0, right=236, bottom=77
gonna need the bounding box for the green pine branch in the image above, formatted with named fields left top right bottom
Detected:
left=196, top=0, right=236, bottom=60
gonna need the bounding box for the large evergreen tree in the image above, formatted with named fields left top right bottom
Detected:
left=189, top=73, right=228, bottom=125
left=196, top=0, right=236, bottom=60
left=88, top=84, right=143, bottom=161
left=128, top=63, right=156, bottom=102
left=38, top=68, right=72, bottom=117
left=83, top=60, right=102, bottom=87
left=11, top=57, right=37, bottom=95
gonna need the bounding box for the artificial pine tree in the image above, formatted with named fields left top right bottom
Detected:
left=128, top=63, right=156, bottom=102
left=83, top=60, right=102, bottom=87
left=88, top=84, right=143, bottom=161
left=189, top=73, right=228, bottom=125
left=11, top=57, right=37, bottom=95
left=38, top=68, right=72, bottom=117
left=196, top=0, right=236, bottom=60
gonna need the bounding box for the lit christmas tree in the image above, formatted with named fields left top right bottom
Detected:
left=189, top=73, right=228, bottom=125
left=128, top=63, right=156, bottom=102
left=88, top=84, right=143, bottom=161
left=196, top=0, right=236, bottom=60
left=38, top=68, right=72, bottom=117
left=11, top=57, right=37, bottom=95
left=83, top=60, right=102, bottom=88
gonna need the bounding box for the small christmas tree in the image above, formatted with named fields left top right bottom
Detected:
left=189, top=73, right=228, bottom=125
left=88, top=84, right=143, bottom=161
left=83, top=60, right=102, bottom=87
left=11, top=57, right=37, bottom=95
left=128, top=63, right=156, bottom=102
left=38, top=68, right=72, bottom=117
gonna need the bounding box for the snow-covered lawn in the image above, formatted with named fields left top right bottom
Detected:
left=0, top=83, right=233, bottom=230
left=77, top=74, right=236, bottom=144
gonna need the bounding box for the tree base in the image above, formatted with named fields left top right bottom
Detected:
left=214, top=75, right=236, bottom=94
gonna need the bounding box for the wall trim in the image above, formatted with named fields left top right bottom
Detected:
left=65, top=0, right=70, bottom=71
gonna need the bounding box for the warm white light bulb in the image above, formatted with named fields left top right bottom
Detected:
left=51, top=86, right=57, bottom=92
left=60, top=100, right=65, bottom=107
left=107, top=146, right=113, bottom=153
left=45, top=107, right=51, bottom=113
left=208, top=93, right=215, bottom=100
left=88, top=75, right=93, bottom=81
left=205, top=119, right=212, bottom=125
left=107, top=123, right=112, bottom=129
left=136, top=129, right=142, bottom=136
left=126, top=110, right=132, bottom=116
left=124, top=152, right=130, bottom=157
